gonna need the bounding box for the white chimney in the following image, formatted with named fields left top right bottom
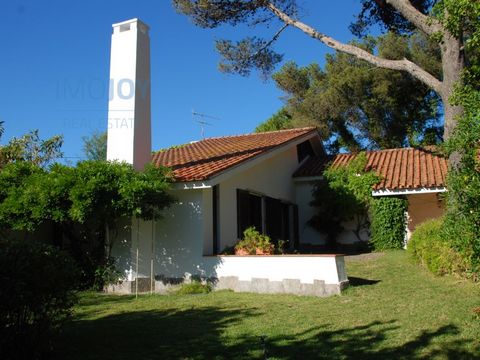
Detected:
left=106, top=18, right=151, bottom=171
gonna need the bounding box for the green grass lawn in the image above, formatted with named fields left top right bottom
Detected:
left=57, top=251, right=480, bottom=359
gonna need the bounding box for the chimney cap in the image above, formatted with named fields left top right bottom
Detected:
left=112, top=18, right=150, bottom=32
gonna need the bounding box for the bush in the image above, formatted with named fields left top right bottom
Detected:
left=174, top=281, right=212, bottom=295
left=408, top=218, right=470, bottom=276
left=370, top=197, right=408, bottom=250
left=93, top=257, right=122, bottom=291
left=0, top=238, right=78, bottom=359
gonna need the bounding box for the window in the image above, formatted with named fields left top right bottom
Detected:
left=265, top=197, right=290, bottom=244
left=237, top=190, right=263, bottom=238
left=237, top=190, right=299, bottom=248
left=297, top=140, right=315, bottom=163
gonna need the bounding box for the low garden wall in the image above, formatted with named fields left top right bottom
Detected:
left=208, top=254, right=348, bottom=297
left=107, top=254, right=349, bottom=297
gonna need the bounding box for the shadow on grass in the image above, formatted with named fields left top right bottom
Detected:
left=348, top=276, right=381, bottom=287
left=56, top=302, right=480, bottom=360
left=76, top=293, right=136, bottom=306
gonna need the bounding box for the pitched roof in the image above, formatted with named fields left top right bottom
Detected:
left=294, top=147, right=448, bottom=191
left=152, top=127, right=318, bottom=182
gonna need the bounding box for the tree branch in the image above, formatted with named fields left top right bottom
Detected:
left=384, top=0, right=442, bottom=36
left=254, top=23, right=289, bottom=56
left=266, top=2, right=443, bottom=95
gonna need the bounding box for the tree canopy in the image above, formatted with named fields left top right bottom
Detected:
left=0, top=160, right=173, bottom=232
left=82, top=131, right=107, bottom=161
left=254, top=108, right=292, bottom=133
left=0, top=160, right=174, bottom=287
left=173, top=0, right=480, bottom=141
left=267, top=32, right=442, bottom=152
left=0, top=129, right=63, bottom=168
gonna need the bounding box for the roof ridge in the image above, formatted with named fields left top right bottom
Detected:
left=337, top=146, right=443, bottom=156
left=202, top=126, right=316, bottom=141
left=153, top=127, right=317, bottom=154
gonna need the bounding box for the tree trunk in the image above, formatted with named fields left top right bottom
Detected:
left=440, top=32, right=465, bottom=141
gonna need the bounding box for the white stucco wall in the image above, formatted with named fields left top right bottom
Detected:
left=295, top=180, right=326, bottom=245
left=153, top=189, right=212, bottom=278
left=216, top=146, right=300, bottom=251
left=295, top=180, right=369, bottom=246
left=111, top=189, right=212, bottom=279
left=336, top=218, right=370, bottom=244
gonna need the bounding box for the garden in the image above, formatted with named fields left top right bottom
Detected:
left=55, top=251, right=480, bottom=359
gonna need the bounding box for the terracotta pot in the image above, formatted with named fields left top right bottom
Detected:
left=255, top=246, right=274, bottom=255
left=234, top=248, right=250, bottom=256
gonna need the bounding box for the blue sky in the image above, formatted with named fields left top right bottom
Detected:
left=0, top=0, right=363, bottom=161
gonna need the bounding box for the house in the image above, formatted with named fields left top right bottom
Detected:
left=105, top=18, right=446, bottom=296
left=106, top=19, right=347, bottom=296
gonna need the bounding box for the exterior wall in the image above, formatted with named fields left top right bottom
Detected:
left=295, top=180, right=326, bottom=245
left=406, top=193, right=445, bottom=240
left=295, top=181, right=369, bottom=246
left=336, top=218, right=370, bottom=245
left=153, top=189, right=209, bottom=278
left=217, top=146, right=300, bottom=251
left=110, top=217, right=134, bottom=279
left=111, top=189, right=210, bottom=280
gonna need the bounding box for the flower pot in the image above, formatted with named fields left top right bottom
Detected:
left=234, top=248, right=250, bottom=256
left=255, top=246, right=274, bottom=255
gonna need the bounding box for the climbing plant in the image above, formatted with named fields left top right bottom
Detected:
left=310, top=152, right=411, bottom=251
left=442, top=86, right=480, bottom=276
left=370, top=196, right=408, bottom=250
left=309, top=153, right=379, bottom=248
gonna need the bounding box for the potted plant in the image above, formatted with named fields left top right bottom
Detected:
left=235, top=227, right=274, bottom=255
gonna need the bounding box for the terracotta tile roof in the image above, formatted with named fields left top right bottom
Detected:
left=294, top=148, right=448, bottom=191
left=152, top=127, right=317, bottom=182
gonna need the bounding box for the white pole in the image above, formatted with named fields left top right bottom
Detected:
left=135, top=218, right=139, bottom=299
left=150, top=220, right=154, bottom=295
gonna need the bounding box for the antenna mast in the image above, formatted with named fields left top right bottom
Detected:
left=192, top=110, right=220, bottom=139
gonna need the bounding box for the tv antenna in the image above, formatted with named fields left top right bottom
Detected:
left=192, top=110, right=220, bottom=139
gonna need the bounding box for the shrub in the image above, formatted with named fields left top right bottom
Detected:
left=235, top=227, right=274, bottom=255
left=408, top=218, right=470, bottom=276
left=370, top=196, right=408, bottom=250
left=174, top=280, right=212, bottom=295
left=93, top=257, right=122, bottom=291
left=0, top=238, right=78, bottom=359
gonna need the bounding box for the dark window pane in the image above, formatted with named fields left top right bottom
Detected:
left=237, top=189, right=262, bottom=238
left=297, top=140, right=314, bottom=163
left=265, top=197, right=291, bottom=244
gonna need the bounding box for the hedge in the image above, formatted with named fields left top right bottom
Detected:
left=408, top=217, right=470, bottom=277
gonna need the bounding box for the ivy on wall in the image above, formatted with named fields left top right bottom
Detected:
left=310, top=152, right=409, bottom=251
left=309, top=153, right=379, bottom=249
left=370, top=196, right=408, bottom=250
